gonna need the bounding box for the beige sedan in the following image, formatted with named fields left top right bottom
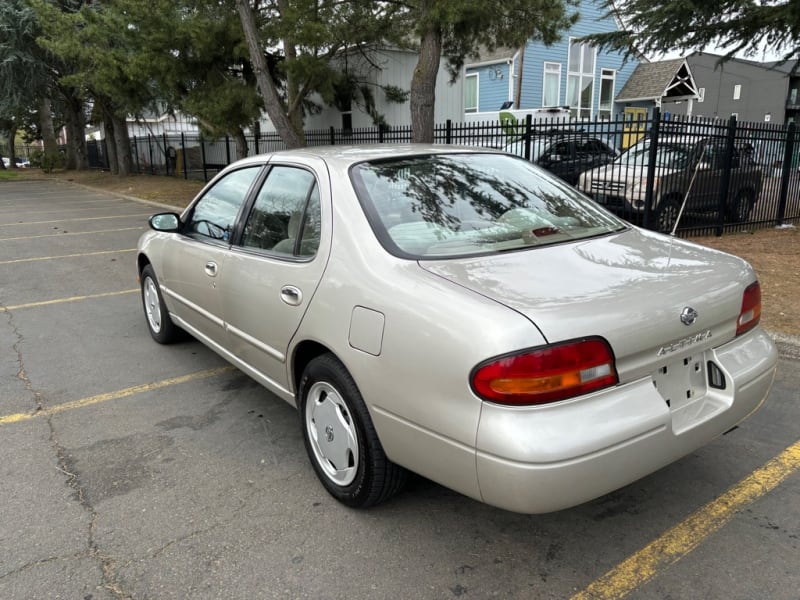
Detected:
left=137, top=145, right=777, bottom=513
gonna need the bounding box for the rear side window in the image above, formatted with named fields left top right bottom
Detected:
left=240, top=166, right=321, bottom=257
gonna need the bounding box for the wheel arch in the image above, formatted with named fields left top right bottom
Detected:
left=136, top=253, right=152, bottom=278
left=291, top=340, right=336, bottom=407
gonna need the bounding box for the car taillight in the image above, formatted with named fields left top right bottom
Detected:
left=736, top=281, right=761, bottom=336
left=471, top=337, right=618, bottom=406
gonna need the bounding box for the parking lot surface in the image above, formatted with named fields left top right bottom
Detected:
left=1, top=179, right=798, bottom=599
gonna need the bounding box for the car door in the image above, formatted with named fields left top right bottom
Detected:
left=160, top=165, right=263, bottom=345
left=218, top=163, right=330, bottom=393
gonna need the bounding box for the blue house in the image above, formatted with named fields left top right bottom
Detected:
left=463, top=0, right=639, bottom=121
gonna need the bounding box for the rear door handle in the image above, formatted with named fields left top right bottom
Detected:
left=204, top=261, right=218, bottom=277
left=280, top=285, right=302, bottom=306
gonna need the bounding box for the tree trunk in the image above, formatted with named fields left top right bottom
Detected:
left=0, top=121, right=17, bottom=169
left=63, top=91, right=88, bottom=170
left=410, top=19, right=442, bottom=144
left=235, top=0, right=305, bottom=148
left=39, top=97, right=59, bottom=155
left=103, top=108, right=119, bottom=175
left=234, top=128, right=248, bottom=159
left=112, top=113, right=132, bottom=176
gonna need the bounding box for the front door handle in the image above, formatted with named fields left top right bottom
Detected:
left=204, top=261, right=218, bottom=277
left=280, top=285, right=302, bottom=306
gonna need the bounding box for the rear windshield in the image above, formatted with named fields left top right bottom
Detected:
left=350, top=152, right=627, bottom=259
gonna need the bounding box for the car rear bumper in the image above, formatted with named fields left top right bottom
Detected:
left=475, top=329, right=778, bottom=514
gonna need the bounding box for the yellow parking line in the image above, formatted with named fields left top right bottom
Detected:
left=571, top=439, right=800, bottom=600
left=1, top=289, right=139, bottom=311
left=0, top=248, right=136, bottom=265
left=0, top=366, right=236, bottom=426
left=0, top=227, right=143, bottom=242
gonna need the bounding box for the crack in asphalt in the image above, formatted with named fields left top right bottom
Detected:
left=2, top=306, right=132, bottom=599
left=4, top=307, right=43, bottom=413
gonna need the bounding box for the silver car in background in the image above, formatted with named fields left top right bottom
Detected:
left=137, top=145, right=777, bottom=514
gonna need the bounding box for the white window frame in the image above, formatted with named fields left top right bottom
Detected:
left=598, top=68, right=616, bottom=120
left=698, top=87, right=705, bottom=103
left=464, top=73, right=479, bottom=114
left=542, top=62, right=561, bottom=107
left=733, top=84, right=742, bottom=100
left=567, top=38, right=596, bottom=119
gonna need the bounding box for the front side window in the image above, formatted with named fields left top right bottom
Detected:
left=567, top=40, right=596, bottom=120
left=543, top=62, right=561, bottom=107
left=350, top=153, right=626, bottom=259
left=240, top=166, right=321, bottom=257
left=186, top=166, right=261, bottom=242
left=464, top=73, right=479, bottom=113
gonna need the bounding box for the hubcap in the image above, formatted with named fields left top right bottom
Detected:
left=143, top=276, right=162, bottom=333
left=305, top=381, right=359, bottom=486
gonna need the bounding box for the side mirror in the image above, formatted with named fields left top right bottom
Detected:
left=149, top=212, right=181, bottom=232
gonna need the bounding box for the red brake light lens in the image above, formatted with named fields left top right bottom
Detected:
left=736, top=281, right=761, bottom=336
left=471, top=337, right=619, bottom=406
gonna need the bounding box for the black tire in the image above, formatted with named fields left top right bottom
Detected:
left=728, top=189, right=755, bottom=223
left=654, top=198, right=681, bottom=233
left=140, top=264, right=180, bottom=344
left=299, top=353, right=408, bottom=508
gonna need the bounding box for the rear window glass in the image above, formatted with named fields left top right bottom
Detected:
left=350, top=153, right=626, bottom=258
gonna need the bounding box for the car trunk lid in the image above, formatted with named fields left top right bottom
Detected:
left=419, top=228, right=754, bottom=383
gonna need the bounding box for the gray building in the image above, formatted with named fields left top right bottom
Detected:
left=668, top=52, right=795, bottom=124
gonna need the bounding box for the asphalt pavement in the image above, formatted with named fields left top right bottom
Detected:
left=1, top=179, right=798, bottom=599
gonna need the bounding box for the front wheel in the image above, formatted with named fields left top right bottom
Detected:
left=654, top=198, right=681, bottom=233
left=299, top=354, right=407, bottom=508
left=140, top=264, right=180, bottom=344
left=728, top=189, right=754, bottom=223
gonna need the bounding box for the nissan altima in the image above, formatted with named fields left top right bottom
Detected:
left=136, top=145, right=777, bottom=514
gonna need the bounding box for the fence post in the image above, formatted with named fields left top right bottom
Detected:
left=201, top=140, right=208, bottom=182
left=133, top=136, right=140, bottom=174
left=162, top=133, right=169, bottom=176
left=523, top=114, right=532, bottom=160
left=715, top=115, right=738, bottom=236
left=254, top=131, right=259, bottom=155
left=147, top=135, right=154, bottom=174
left=642, top=106, right=661, bottom=230
left=776, top=121, right=795, bottom=225
left=225, top=135, right=231, bottom=165
left=379, top=124, right=385, bottom=143
left=181, top=133, right=188, bottom=180
left=445, top=120, right=452, bottom=145
left=329, top=126, right=336, bottom=145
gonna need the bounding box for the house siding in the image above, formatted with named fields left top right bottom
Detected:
left=468, top=0, right=638, bottom=119
left=302, top=48, right=465, bottom=130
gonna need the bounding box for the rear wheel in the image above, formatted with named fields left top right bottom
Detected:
left=728, top=189, right=755, bottom=223
left=654, top=198, right=681, bottom=233
left=299, top=353, right=407, bottom=508
left=140, top=265, right=180, bottom=344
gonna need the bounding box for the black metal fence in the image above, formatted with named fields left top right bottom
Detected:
left=85, top=108, right=800, bottom=236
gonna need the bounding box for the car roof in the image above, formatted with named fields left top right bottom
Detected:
left=230, top=144, right=500, bottom=170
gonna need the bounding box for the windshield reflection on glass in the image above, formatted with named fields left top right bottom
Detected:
left=351, top=153, right=626, bottom=258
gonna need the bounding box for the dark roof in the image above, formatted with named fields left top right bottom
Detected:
left=616, top=59, right=699, bottom=102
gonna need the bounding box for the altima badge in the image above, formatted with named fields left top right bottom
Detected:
left=680, top=307, right=698, bottom=326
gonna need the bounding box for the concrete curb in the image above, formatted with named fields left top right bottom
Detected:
left=767, top=331, right=800, bottom=361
